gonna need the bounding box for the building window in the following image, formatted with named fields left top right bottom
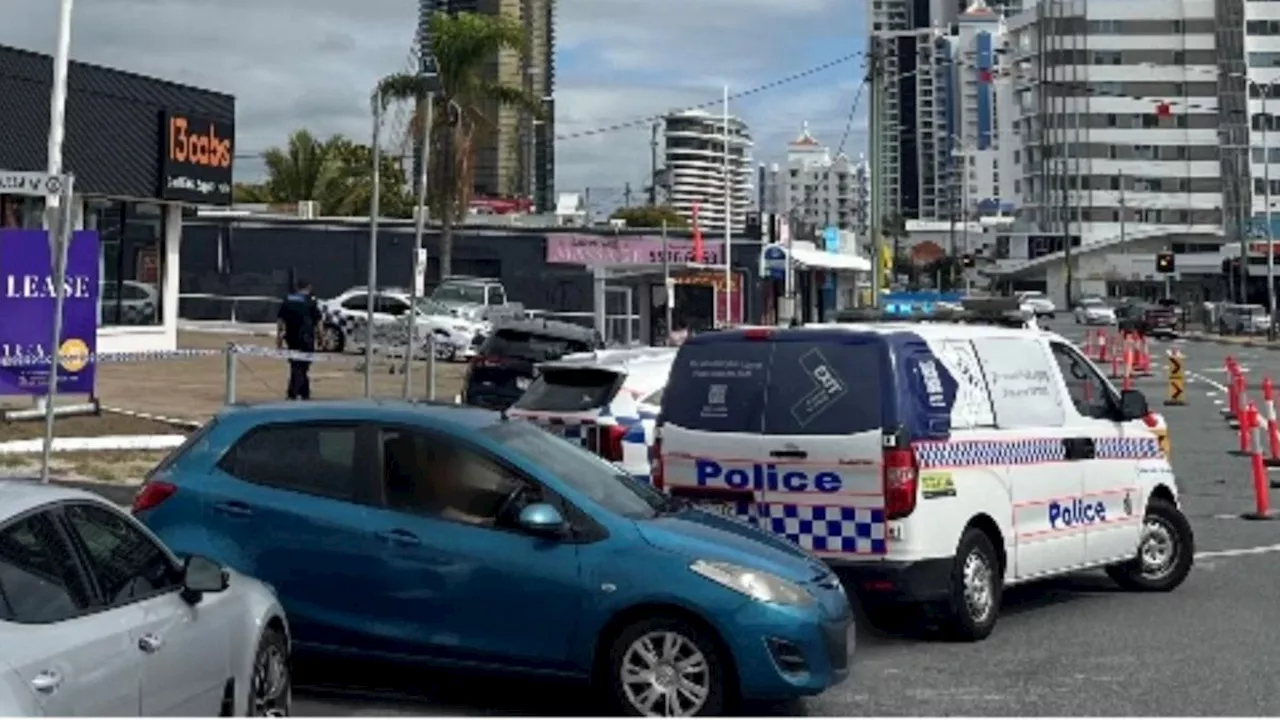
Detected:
left=0, top=195, right=45, bottom=229
left=85, top=199, right=164, bottom=327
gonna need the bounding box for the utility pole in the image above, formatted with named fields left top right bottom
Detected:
left=868, top=39, right=885, bottom=308
left=624, top=182, right=632, bottom=208
left=1265, top=86, right=1276, bottom=334
left=650, top=121, right=661, bottom=206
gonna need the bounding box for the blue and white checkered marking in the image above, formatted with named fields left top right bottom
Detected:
left=512, top=404, right=658, bottom=479
left=1095, top=436, right=1162, bottom=460
left=915, top=438, right=1066, bottom=468
left=759, top=504, right=887, bottom=555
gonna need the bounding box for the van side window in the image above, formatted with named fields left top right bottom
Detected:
left=971, top=337, right=1066, bottom=428
left=764, top=342, right=882, bottom=435
left=1049, top=342, right=1114, bottom=419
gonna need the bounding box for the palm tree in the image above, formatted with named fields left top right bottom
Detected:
left=376, top=11, right=543, bottom=278
left=260, top=130, right=340, bottom=206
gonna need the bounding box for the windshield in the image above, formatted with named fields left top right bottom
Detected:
left=415, top=298, right=453, bottom=316
left=481, top=329, right=594, bottom=362
left=434, top=284, right=487, bottom=304
left=1081, top=298, right=1104, bottom=307
left=481, top=420, right=662, bottom=519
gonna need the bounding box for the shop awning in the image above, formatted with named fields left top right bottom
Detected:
left=790, top=246, right=872, bottom=272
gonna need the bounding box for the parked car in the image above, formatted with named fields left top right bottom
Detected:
left=1016, top=291, right=1056, bottom=318
left=431, top=275, right=525, bottom=323
left=462, top=319, right=604, bottom=411
left=1218, top=303, right=1271, bottom=335
left=100, top=280, right=159, bottom=326
left=318, top=287, right=487, bottom=360
left=1073, top=297, right=1116, bottom=325
left=135, top=401, right=854, bottom=715
left=0, top=480, right=289, bottom=716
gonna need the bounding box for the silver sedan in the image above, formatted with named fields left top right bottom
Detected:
left=0, top=481, right=290, bottom=716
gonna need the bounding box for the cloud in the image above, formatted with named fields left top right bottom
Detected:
left=2, top=0, right=867, bottom=210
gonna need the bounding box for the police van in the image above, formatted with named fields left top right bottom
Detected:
left=652, top=321, right=1193, bottom=640
left=506, top=347, right=675, bottom=479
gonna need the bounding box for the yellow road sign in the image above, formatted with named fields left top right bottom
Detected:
left=1165, top=376, right=1185, bottom=406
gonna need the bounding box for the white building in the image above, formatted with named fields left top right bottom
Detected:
left=758, top=124, right=868, bottom=234
left=993, top=0, right=1227, bottom=305
left=662, top=109, right=753, bottom=232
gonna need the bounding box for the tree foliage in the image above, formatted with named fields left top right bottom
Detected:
left=236, top=130, right=411, bottom=216
left=376, top=11, right=543, bottom=277
left=609, top=205, right=688, bottom=228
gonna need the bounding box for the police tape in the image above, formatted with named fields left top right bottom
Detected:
left=228, top=345, right=341, bottom=363
left=0, top=348, right=221, bottom=368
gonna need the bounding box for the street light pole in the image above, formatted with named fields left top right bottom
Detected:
left=1264, top=86, right=1276, bottom=336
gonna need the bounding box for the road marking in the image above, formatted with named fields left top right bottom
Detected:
left=1190, top=370, right=1228, bottom=394
left=1195, top=543, right=1280, bottom=560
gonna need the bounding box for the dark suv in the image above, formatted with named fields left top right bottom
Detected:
left=461, top=319, right=604, bottom=410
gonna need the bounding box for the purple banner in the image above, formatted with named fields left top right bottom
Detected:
left=546, top=234, right=725, bottom=266
left=0, top=229, right=100, bottom=395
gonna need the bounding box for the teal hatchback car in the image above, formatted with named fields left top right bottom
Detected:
left=135, top=401, right=853, bottom=715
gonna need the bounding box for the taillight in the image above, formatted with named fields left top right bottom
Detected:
left=650, top=430, right=665, bottom=490
left=883, top=448, right=918, bottom=520
left=469, top=355, right=504, bottom=368
left=743, top=328, right=773, bottom=340
left=586, top=424, right=627, bottom=462
left=131, top=480, right=177, bottom=515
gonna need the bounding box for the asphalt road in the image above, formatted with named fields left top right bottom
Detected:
left=74, top=320, right=1280, bottom=716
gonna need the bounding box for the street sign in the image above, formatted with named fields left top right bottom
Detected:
left=0, top=170, right=69, bottom=197
left=1165, top=350, right=1185, bottom=406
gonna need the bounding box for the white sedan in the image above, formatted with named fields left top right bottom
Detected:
left=1016, top=291, right=1057, bottom=318
left=0, top=481, right=290, bottom=716
left=1074, top=298, right=1117, bottom=325
left=319, top=288, right=488, bottom=360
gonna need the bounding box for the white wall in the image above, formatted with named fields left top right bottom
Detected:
left=97, top=202, right=181, bottom=354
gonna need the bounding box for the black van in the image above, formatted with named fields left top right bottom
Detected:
left=461, top=319, right=604, bottom=410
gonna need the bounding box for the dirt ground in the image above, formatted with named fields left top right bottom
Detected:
left=1, top=331, right=468, bottom=426
left=0, top=413, right=180, bottom=442
left=0, top=450, right=167, bottom=484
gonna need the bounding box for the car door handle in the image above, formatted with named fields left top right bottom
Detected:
left=213, top=501, right=253, bottom=518
left=769, top=449, right=808, bottom=459
left=138, top=633, right=164, bottom=654
left=30, top=670, right=61, bottom=694
left=375, top=529, right=421, bottom=546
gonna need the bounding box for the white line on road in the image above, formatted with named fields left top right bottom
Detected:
left=1195, top=543, right=1280, bottom=560
left=1190, top=370, right=1228, bottom=394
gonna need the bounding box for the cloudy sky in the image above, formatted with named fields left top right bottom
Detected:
left=4, top=0, right=867, bottom=209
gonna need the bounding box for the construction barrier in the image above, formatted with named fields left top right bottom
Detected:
left=1133, top=334, right=1152, bottom=377
left=1165, top=349, right=1185, bottom=406
left=1244, top=401, right=1279, bottom=520
left=1265, top=377, right=1280, bottom=469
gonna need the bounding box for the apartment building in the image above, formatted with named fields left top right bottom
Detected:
left=418, top=0, right=556, bottom=211
left=758, top=124, right=869, bottom=235
left=663, top=109, right=753, bottom=232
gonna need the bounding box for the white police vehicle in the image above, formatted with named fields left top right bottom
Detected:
left=506, top=347, right=675, bottom=478
left=318, top=287, right=487, bottom=359
left=652, top=320, right=1193, bottom=640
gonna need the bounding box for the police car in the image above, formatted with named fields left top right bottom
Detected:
left=318, top=286, right=487, bottom=359
left=651, top=320, right=1193, bottom=640
left=505, top=347, right=675, bottom=477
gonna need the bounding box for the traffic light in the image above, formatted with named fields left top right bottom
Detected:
left=961, top=254, right=975, bottom=268
left=1156, top=252, right=1175, bottom=273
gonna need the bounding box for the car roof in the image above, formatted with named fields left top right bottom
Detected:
left=684, top=322, right=1061, bottom=345
left=0, top=479, right=110, bottom=518
left=491, top=318, right=599, bottom=340
left=217, top=399, right=504, bottom=431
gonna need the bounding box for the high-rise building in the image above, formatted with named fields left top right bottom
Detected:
left=417, top=0, right=555, bottom=210
left=758, top=123, right=866, bottom=234
left=663, top=109, right=753, bottom=232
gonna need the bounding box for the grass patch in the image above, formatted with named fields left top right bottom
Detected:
left=0, top=450, right=168, bottom=484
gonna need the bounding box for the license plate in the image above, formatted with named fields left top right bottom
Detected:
left=516, top=377, right=530, bottom=390
left=695, top=500, right=742, bottom=518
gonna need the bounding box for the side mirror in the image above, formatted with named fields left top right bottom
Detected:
left=1119, top=389, right=1149, bottom=421
left=182, top=555, right=229, bottom=603
left=517, top=503, right=568, bottom=538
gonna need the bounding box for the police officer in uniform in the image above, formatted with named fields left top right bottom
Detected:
left=276, top=279, right=321, bottom=400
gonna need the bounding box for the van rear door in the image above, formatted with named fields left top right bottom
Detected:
left=757, top=334, right=888, bottom=557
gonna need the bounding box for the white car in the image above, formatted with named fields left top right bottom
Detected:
left=319, top=287, right=488, bottom=361
left=653, top=321, right=1192, bottom=640
left=1017, top=291, right=1056, bottom=318
left=1074, top=298, right=1117, bottom=325
left=100, top=280, right=159, bottom=326
left=0, top=481, right=290, bottom=716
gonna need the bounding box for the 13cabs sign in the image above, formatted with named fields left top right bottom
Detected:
left=159, top=111, right=234, bottom=205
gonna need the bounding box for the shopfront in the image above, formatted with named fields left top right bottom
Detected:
left=0, top=44, right=234, bottom=352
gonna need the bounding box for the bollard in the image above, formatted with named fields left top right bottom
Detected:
left=1164, top=349, right=1186, bottom=406
left=1244, top=401, right=1279, bottom=519
left=224, top=343, right=237, bottom=405
left=1265, top=377, right=1280, bottom=469
left=1238, top=400, right=1255, bottom=454
left=1229, top=368, right=1243, bottom=421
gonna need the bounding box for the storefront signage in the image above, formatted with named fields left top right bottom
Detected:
left=0, top=229, right=100, bottom=396
left=761, top=244, right=787, bottom=280
left=159, top=112, right=234, bottom=205
left=546, top=235, right=724, bottom=266
left=0, top=170, right=67, bottom=197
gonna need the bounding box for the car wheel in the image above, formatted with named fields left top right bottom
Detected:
left=247, top=627, right=290, bottom=717
left=941, top=528, right=1002, bottom=641
left=319, top=324, right=345, bottom=353
left=606, top=616, right=728, bottom=717
left=1105, top=498, right=1194, bottom=592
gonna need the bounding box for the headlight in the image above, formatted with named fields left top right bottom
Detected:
left=689, top=560, right=814, bottom=606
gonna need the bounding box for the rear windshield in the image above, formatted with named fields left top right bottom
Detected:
left=662, top=340, right=883, bottom=435
left=481, top=329, right=594, bottom=362
left=512, top=368, right=623, bottom=412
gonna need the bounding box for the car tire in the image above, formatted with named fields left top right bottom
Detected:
left=246, top=626, right=290, bottom=717
left=941, top=528, right=1002, bottom=642
left=319, top=324, right=345, bottom=354
left=1105, top=498, right=1195, bottom=592
left=606, top=615, right=729, bottom=717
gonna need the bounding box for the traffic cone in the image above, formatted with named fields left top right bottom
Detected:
left=1244, top=402, right=1279, bottom=519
